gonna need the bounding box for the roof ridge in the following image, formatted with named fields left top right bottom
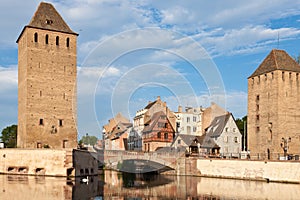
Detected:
left=272, top=49, right=279, bottom=70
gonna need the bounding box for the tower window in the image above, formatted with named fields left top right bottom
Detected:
left=66, top=38, right=70, bottom=48
left=45, top=34, right=49, bottom=44
left=34, top=33, right=38, bottom=43
left=256, top=126, right=260, bottom=133
left=282, top=72, right=285, bottom=81
left=59, top=119, right=63, bottom=127
left=39, top=119, right=44, bottom=125
left=56, top=36, right=59, bottom=46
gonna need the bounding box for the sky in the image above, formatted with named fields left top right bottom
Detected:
left=1, top=0, right=300, bottom=139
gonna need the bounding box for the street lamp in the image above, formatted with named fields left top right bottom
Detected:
left=280, top=137, right=291, bottom=158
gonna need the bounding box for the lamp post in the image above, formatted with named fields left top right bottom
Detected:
left=280, top=137, right=291, bottom=158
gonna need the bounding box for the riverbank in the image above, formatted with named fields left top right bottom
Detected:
left=164, top=157, right=300, bottom=184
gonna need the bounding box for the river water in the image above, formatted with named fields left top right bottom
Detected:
left=1, top=170, right=300, bottom=199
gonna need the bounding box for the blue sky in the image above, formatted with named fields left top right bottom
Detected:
left=1, top=0, right=300, bottom=139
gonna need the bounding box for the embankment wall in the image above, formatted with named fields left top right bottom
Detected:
left=197, top=159, right=300, bottom=183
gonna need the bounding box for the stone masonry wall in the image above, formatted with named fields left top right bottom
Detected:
left=18, top=27, right=78, bottom=149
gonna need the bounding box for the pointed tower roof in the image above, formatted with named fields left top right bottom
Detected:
left=249, top=49, right=300, bottom=78
left=17, top=2, right=78, bottom=42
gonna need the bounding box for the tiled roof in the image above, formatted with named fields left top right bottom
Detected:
left=103, top=113, right=130, bottom=133
left=17, top=2, right=77, bottom=42
left=206, top=113, right=231, bottom=137
left=142, top=111, right=166, bottom=133
left=249, top=49, right=300, bottom=78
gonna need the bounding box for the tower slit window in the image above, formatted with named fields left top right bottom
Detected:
left=59, top=119, right=63, bottom=127
left=34, top=33, right=38, bottom=43
left=56, top=36, right=59, bottom=46
left=66, top=38, right=70, bottom=48
left=39, top=119, right=44, bottom=126
left=45, top=34, right=49, bottom=44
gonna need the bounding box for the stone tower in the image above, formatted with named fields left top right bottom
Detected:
left=248, top=49, right=300, bottom=159
left=17, top=2, right=78, bottom=148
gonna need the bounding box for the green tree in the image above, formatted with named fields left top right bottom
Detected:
left=235, top=116, right=247, bottom=151
left=1, top=125, right=17, bottom=148
left=79, top=133, right=98, bottom=146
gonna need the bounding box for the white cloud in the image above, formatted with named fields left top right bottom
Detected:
left=0, top=66, right=18, bottom=93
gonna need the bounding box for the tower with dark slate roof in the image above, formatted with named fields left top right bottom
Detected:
left=17, top=2, right=78, bottom=148
left=248, top=49, right=300, bottom=159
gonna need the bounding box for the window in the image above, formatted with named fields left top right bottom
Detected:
left=224, top=147, right=228, bottom=153
left=233, top=128, right=236, bottom=132
left=282, top=72, right=285, bottom=81
left=66, top=37, right=70, bottom=47
left=178, top=139, right=181, bottom=144
left=193, top=116, right=197, bottom=122
left=271, top=72, right=274, bottom=79
left=256, top=115, right=260, bottom=121
left=45, top=34, right=49, bottom=44
left=256, top=104, right=259, bottom=111
left=164, top=123, right=168, bottom=128
left=164, top=133, right=168, bottom=139
left=39, top=91, right=42, bottom=97
left=193, top=126, right=197, bottom=132
left=45, top=19, right=53, bottom=25
left=157, top=132, right=161, bottom=138
left=37, top=142, right=42, bottom=148
left=59, top=119, right=63, bottom=127
left=187, top=126, right=191, bottom=134
left=56, top=36, right=59, bottom=45
left=256, top=126, right=260, bottom=133
left=225, top=127, right=228, bottom=132
left=224, top=136, right=228, bottom=143
left=63, top=140, right=68, bottom=148
left=34, top=33, right=38, bottom=43
left=39, top=118, right=44, bottom=125
left=256, top=95, right=260, bottom=101
left=234, top=137, right=238, bottom=143
left=187, top=117, right=190, bottom=123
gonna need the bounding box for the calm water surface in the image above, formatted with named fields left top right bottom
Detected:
left=1, top=171, right=300, bottom=199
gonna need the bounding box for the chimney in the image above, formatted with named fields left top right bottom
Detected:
left=178, top=106, right=182, bottom=113
left=157, top=96, right=161, bottom=101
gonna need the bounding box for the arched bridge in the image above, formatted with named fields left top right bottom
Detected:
left=97, top=149, right=186, bottom=173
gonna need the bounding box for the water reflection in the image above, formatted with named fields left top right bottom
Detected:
left=0, top=174, right=103, bottom=200
left=1, top=171, right=300, bottom=199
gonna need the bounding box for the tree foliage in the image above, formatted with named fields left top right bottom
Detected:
left=1, top=124, right=17, bottom=148
left=79, top=134, right=98, bottom=146
left=235, top=116, right=247, bottom=150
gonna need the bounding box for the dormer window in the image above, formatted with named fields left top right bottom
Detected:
left=45, top=19, right=53, bottom=25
